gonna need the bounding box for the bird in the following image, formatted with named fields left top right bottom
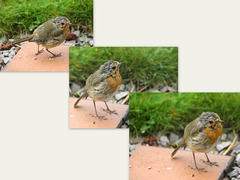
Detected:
left=74, top=60, right=123, bottom=120
left=171, top=112, right=223, bottom=172
left=11, top=16, right=72, bottom=58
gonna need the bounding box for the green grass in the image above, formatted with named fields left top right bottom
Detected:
left=0, top=0, right=93, bottom=39
left=69, top=47, right=178, bottom=90
left=130, top=93, right=240, bottom=137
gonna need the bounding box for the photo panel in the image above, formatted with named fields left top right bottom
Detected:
left=0, top=0, right=93, bottom=72
left=129, top=92, right=238, bottom=179
left=69, top=47, right=178, bottom=129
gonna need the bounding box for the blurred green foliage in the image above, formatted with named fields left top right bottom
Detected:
left=69, top=47, right=178, bottom=90
left=130, top=93, right=240, bottom=137
left=0, top=0, right=93, bottom=38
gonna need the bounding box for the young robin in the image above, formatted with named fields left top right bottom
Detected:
left=11, top=16, right=72, bottom=58
left=74, top=60, right=123, bottom=120
left=171, top=112, right=224, bottom=172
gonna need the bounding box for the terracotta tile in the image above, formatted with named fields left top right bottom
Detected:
left=129, top=146, right=234, bottom=180
left=3, top=42, right=69, bottom=72
left=69, top=97, right=129, bottom=129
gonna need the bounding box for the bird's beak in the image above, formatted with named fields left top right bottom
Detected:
left=68, top=22, right=76, bottom=26
left=118, top=62, right=124, bottom=66
left=219, top=119, right=224, bottom=123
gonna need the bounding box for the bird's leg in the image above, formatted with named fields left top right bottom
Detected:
left=35, top=45, right=44, bottom=55
left=201, top=153, right=219, bottom=167
left=189, top=152, right=207, bottom=173
left=90, top=100, right=107, bottom=120
left=46, top=48, right=61, bottom=58
left=101, top=101, right=118, bottom=115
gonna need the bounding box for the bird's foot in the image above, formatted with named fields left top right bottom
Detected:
left=189, top=166, right=207, bottom=173
left=101, top=108, right=118, bottom=115
left=90, top=114, right=107, bottom=120
left=50, top=53, right=61, bottom=58
left=201, top=159, right=219, bottom=167
left=35, top=49, right=44, bottom=55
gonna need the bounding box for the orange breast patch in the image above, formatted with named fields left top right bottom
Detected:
left=106, top=74, right=122, bottom=94
left=204, top=124, right=223, bottom=145
left=64, top=26, right=70, bottom=38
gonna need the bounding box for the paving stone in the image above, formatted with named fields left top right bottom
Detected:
left=3, top=42, right=69, bottom=72
left=69, top=98, right=129, bottom=128
left=129, top=146, right=233, bottom=180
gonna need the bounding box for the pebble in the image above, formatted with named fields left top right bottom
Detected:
left=89, top=40, right=94, bottom=46
left=121, top=124, right=128, bottom=128
left=10, top=47, right=16, bottom=51
left=74, top=30, right=81, bottom=37
left=88, top=33, right=93, bottom=38
left=119, top=84, right=125, bottom=91
left=71, top=82, right=81, bottom=93
left=232, top=145, right=240, bottom=155
left=174, top=137, right=183, bottom=146
left=160, top=135, right=170, bottom=146
left=160, top=86, right=176, bottom=92
left=85, top=38, right=92, bottom=43
left=2, top=51, right=9, bottom=57
left=130, top=136, right=143, bottom=144
left=3, top=57, right=10, bottom=64
left=79, top=36, right=85, bottom=42
left=236, top=154, right=240, bottom=166
left=115, top=91, right=129, bottom=100
left=222, top=178, right=230, bottom=180
left=125, top=83, right=133, bottom=91
left=147, top=89, right=160, bottom=92
left=216, top=141, right=231, bottom=151
left=221, top=133, right=227, bottom=141
left=169, top=133, right=179, bottom=144
left=76, top=87, right=86, bottom=95
left=0, top=36, right=7, bottom=44
left=228, top=168, right=239, bottom=178
left=129, top=143, right=140, bottom=152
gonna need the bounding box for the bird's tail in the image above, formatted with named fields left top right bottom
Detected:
left=11, top=35, right=33, bottom=45
left=171, top=141, right=185, bottom=157
left=74, top=90, right=88, bottom=108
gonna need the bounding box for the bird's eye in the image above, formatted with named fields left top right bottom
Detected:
left=112, top=66, right=116, bottom=70
left=209, top=120, right=214, bottom=124
left=61, top=22, right=65, bottom=25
